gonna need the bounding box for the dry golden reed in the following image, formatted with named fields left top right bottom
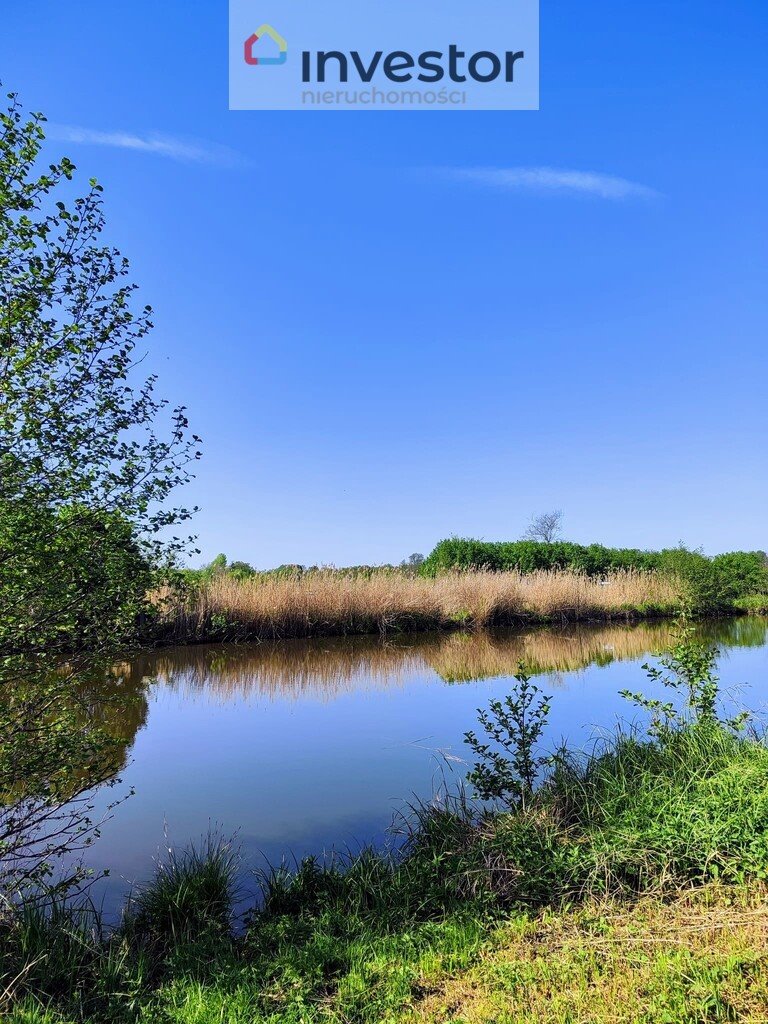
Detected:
left=157, top=569, right=681, bottom=645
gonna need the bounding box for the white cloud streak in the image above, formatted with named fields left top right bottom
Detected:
left=47, top=125, right=249, bottom=167
left=443, top=166, right=659, bottom=200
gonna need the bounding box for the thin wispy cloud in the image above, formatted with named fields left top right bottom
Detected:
left=443, top=166, right=659, bottom=200
left=47, top=125, right=249, bottom=168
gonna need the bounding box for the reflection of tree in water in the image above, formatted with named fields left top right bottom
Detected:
left=114, top=618, right=768, bottom=702
left=122, top=635, right=429, bottom=702
left=704, top=615, right=768, bottom=649
left=73, top=665, right=151, bottom=783
left=2, top=667, right=150, bottom=806
left=0, top=666, right=150, bottom=889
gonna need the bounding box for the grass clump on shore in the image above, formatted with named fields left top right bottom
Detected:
left=735, top=594, right=768, bottom=614
left=4, top=628, right=768, bottom=1022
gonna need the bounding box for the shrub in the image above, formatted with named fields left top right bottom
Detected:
left=420, top=538, right=665, bottom=578
left=712, top=551, right=768, bottom=602
left=465, top=667, right=551, bottom=807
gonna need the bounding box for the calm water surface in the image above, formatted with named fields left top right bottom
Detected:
left=80, top=618, right=768, bottom=914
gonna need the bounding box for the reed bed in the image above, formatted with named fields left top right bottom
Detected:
left=154, top=569, right=682, bottom=645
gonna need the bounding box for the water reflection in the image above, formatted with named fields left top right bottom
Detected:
left=77, top=669, right=151, bottom=773
left=4, top=667, right=150, bottom=805
left=116, top=616, right=768, bottom=702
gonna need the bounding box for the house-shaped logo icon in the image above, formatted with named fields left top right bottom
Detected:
left=244, top=25, right=287, bottom=66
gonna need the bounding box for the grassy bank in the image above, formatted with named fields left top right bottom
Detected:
left=407, top=883, right=768, bottom=1023
left=735, top=594, right=768, bottom=615
left=4, top=634, right=768, bottom=1022
left=153, top=568, right=684, bottom=644
left=8, top=865, right=768, bottom=1023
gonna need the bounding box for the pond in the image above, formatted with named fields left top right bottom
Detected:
left=77, top=617, right=768, bottom=916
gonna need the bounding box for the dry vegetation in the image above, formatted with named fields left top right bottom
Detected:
left=155, top=569, right=682, bottom=644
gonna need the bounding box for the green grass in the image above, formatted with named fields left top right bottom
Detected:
left=734, top=593, right=768, bottom=614
left=11, top=883, right=768, bottom=1024
left=404, top=884, right=768, bottom=1023
left=125, top=835, right=238, bottom=950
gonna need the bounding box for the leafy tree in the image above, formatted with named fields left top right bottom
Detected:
left=227, top=560, right=257, bottom=581
left=711, top=551, right=768, bottom=602
left=0, top=92, right=200, bottom=893
left=205, top=553, right=229, bottom=577
left=402, top=553, right=425, bottom=567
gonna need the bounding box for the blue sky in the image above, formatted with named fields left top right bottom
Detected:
left=2, top=1, right=767, bottom=566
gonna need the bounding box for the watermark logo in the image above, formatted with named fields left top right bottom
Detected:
left=230, top=1, right=539, bottom=111
left=244, top=24, right=287, bottom=66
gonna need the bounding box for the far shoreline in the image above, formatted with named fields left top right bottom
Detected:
left=145, top=567, right=768, bottom=648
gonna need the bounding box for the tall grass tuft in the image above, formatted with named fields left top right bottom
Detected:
left=124, top=834, right=238, bottom=953
left=0, top=897, right=143, bottom=1020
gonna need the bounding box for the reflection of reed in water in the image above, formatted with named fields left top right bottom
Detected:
left=125, top=635, right=432, bottom=703
left=115, top=619, right=767, bottom=703
left=431, top=618, right=767, bottom=683
left=425, top=622, right=676, bottom=683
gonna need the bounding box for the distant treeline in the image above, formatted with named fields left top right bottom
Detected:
left=180, top=554, right=411, bottom=586
left=419, top=538, right=768, bottom=611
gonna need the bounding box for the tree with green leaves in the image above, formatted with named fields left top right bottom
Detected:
left=0, top=91, right=200, bottom=894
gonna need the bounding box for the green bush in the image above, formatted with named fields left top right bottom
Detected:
left=734, top=594, right=768, bottom=614
left=712, top=551, right=768, bottom=602
left=420, top=538, right=665, bottom=577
